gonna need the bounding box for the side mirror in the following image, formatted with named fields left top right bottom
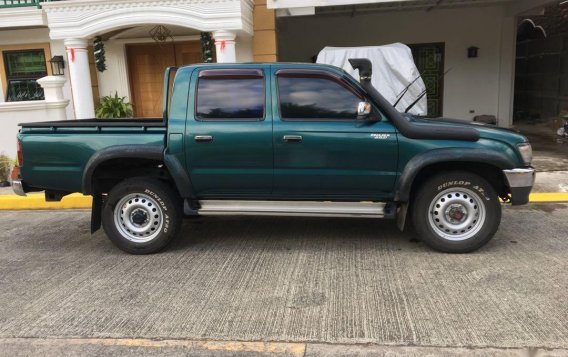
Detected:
left=357, top=101, right=372, bottom=119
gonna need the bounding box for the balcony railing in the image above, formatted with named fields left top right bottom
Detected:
left=0, top=0, right=40, bottom=8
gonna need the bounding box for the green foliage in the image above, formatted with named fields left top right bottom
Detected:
left=0, top=153, right=14, bottom=183
left=96, top=92, right=133, bottom=119
left=93, top=36, right=107, bottom=72
left=200, top=32, right=215, bottom=63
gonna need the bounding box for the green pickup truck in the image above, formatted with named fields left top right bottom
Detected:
left=13, top=59, right=535, bottom=254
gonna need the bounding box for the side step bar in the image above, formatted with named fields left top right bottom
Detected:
left=190, top=200, right=395, bottom=218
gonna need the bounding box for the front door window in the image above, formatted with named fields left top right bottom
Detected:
left=277, top=74, right=362, bottom=120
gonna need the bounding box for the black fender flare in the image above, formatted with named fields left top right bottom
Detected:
left=82, top=145, right=194, bottom=198
left=82, top=145, right=164, bottom=195
left=163, top=152, right=194, bottom=199
left=84, top=145, right=195, bottom=234
left=395, top=148, right=517, bottom=203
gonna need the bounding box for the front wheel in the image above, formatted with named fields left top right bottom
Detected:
left=102, top=178, right=182, bottom=254
left=411, top=171, right=502, bottom=253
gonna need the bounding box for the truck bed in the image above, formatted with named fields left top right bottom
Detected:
left=18, top=118, right=167, bottom=193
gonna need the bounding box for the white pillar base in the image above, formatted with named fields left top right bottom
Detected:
left=214, top=30, right=237, bottom=63
left=37, top=75, right=69, bottom=121
left=64, top=38, right=95, bottom=119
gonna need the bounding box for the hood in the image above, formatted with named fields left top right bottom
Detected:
left=404, top=114, right=528, bottom=145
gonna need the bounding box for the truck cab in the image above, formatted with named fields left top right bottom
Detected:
left=13, top=60, right=535, bottom=254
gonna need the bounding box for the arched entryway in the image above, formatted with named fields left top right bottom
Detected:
left=41, top=0, right=254, bottom=118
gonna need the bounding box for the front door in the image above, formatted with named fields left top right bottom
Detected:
left=185, top=66, right=273, bottom=197
left=272, top=68, right=398, bottom=200
left=127, top=42, right=202, bottom=117
left=409, top=43, right=445, bottom=118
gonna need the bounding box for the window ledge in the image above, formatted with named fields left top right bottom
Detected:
left=0, top=99, right=69, bottom=112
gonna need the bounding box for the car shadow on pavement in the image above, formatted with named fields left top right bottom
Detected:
left=166, top=215, right=424, bottom=253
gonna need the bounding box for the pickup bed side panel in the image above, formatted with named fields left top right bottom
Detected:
left=19, top=127, right=166, bottom=193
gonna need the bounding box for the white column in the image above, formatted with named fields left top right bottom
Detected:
left=64, top=38, right=95, bottom=119
left=213, top=30, right=237, bottom=63
left=37, top=76, right=70, bottom=122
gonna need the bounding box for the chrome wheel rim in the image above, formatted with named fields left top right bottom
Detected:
left=428, top=188, right=486, bottom=241
left=114, top=193, right=163, bottom=243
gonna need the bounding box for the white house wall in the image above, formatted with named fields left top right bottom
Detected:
left=97, top=35, right=254, bottom=106
left=0, top=28, right=75, bottom=120
left=278, top=5, right=516, bottom=124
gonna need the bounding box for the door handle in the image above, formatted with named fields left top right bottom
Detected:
left=283, top=135, right=302, bottom=143
left=194, top=135, right=213, bottom=143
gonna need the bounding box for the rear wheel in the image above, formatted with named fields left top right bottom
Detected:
left=411, top=171, right=501, bottom=253
left=102, top=178, right=182, bottom=254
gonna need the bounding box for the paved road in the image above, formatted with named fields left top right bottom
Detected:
left=0, top=205, right=567, bottom=356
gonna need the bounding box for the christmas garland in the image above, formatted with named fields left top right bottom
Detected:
left=200, top=32, right=214, bottom=63
left=93, top=36, right=107, bottom=72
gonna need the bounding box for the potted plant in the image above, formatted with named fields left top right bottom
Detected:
left=95, top=92, right=134, bottom=119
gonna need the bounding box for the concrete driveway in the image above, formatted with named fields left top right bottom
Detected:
left=0, top=205, right=567, bottom=356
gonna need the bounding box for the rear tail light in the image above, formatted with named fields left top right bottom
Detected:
left=17, top=139, right=23, bottom=166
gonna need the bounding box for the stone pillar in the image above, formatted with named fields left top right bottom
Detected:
left=253, top=0, right=278, bottom=62
left=64, top=38, right=95, bottom=119
left=37, top=76, right=70, bottom=121
left=214, top=30, right=237, bottom=63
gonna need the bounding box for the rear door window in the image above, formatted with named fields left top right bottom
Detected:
left=196, top=69, right=265, bottom=120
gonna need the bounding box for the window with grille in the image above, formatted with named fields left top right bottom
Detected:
left=3, top=49, right=47, bottom=102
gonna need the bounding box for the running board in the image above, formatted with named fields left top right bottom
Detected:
left=192, top=200, right=394, bottom=218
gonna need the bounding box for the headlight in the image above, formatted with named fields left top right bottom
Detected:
left=517, top=142, right=532, bottom=166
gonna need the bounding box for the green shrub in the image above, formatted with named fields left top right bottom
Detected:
left=0, top=153, right=14, bottom=183
left=95, top=92, right=133, bottom=119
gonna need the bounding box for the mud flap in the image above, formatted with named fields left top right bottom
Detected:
left=397, top=202, right=409, bottom=231
left=90, top=193, right=103, bottom=234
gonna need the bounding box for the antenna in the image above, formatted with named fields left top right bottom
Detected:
left=404, top=68, right=452, bottom=114
left=393, top=73, right=423, bottom=108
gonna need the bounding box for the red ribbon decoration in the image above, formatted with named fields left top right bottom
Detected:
left=69, top=48, right=75, bottom=62
left=220, top=40, right=226, bottom=52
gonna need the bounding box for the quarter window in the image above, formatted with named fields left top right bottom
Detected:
left=196, top=75, right=264, bottom=120
left=3, top=49, right=47, bottom=102
left=278, top=74, right=362, bottom=120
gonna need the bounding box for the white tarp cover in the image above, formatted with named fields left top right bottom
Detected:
left=316, top=43, right=427, bottom=116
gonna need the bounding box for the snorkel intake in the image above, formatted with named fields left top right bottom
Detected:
left=348, top=58, right=480, bottom=142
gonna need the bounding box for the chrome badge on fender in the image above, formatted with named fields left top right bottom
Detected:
left=371, top=133, right=390, bottom=140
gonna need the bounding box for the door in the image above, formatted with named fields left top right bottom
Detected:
left=185, top=67, right=273, bottom=197
left=272, top=68, right=398, bottom=200
left=409, top=43, right=445, bottom=117
left=127, top=42, right=202, bottom=117
left=174, top=42, right=202, bottom=66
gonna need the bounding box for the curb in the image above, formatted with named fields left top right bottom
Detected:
left=0, top=193, right=92, bottom=210
left=0, top=192, right=568, bottom=211
left=528, top=192, right=568, bottom=202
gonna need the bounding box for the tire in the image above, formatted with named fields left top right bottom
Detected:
left=411, top=171, right=501, bottom=253
left=102, top=177, right=182, bottom=254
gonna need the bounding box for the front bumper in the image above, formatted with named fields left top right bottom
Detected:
left=503, top=168, right=535, bottom=205
left=12, top=180, right=27, bottom=197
